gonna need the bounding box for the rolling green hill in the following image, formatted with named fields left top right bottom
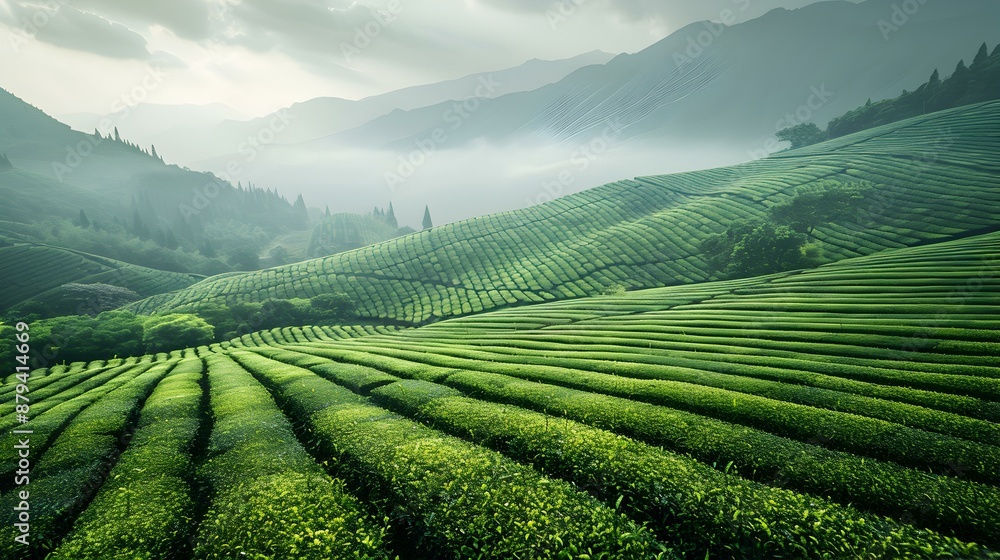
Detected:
left=0, top=240, right=202, bottom=315
left=307, top=212, right=412, bottom=258
left=3, top=229, right=998, bottom=558
left=0, top=87, right=312, bottom=277
left=129, top=100, right=1000, bottom=324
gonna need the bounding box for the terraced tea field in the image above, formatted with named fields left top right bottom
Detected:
left=5, top=230, right=998, bottom=558
left=0, top=241, right=203, bottom=313
left=128, top=101, right=1000, bottom=325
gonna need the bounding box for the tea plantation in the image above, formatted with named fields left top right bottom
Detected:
left=0, top=240, right=202, bottom=314
left=127, top=101, right=1000, bottom=325
left=3, top=229, right=998, bottom=558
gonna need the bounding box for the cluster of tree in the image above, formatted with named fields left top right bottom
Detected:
left=373, top=202, right=435, bottom=231
left=702, top=181, right=874, bottom=277
left=0, top=153, right=12, bottom=171
left=93, top=127, right=164, bottom=163
left=58, top=193, right=295, bottom=275
left=374, top=203, right=399, bottom=229
left=58, top=195, right=307, bottom=273
left=172, top=293, right=357, bottom=341
left=4, top=292, right=357, bottom=367
left=14, top=311, right=212, bottom=367
left=130, top=181, right=301, bottom=260
left=778, top=43, right=1000, bottom=149
left=20, top=217, right=232, bottom=275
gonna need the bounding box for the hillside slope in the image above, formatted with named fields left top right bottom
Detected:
left=0, top=87, right=309, bottom=247
left=0, top=240, right=202, bottom=314
left=11, top=231, right=997, bottom=558
left=129, top=101, right=1000, bottom=324
left=226, top=229, right=1000, bottom=552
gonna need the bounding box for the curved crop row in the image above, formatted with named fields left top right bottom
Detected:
left=230, top=351, right=669, bottom=560
left=370, top=378, right=987, bottom=559
left=284, top=343, right=1000, bottom=485
left=0, top=359, right=158, bottom=485
left=253, top=345, right=1000, bottom=547
left=348, top=338, right=1000, bottom=445
left=0, top=360, right=176, bottom=557
left=51, top=359, right=205, bottom=559
left=194, top=354, right=389, bottom=559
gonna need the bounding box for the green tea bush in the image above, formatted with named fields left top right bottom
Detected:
left=51, top=360, right=204, bottom=558
left=373, top=382, right=987, bottom=559
left=194, top=354, right=388, bottom=560
left=0, top=361, right=176, bottom=557
left=438, top=370, right=1000, bottom=547
left=231, top=352, right=668, bottom=560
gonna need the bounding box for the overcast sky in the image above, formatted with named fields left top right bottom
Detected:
left=1, top=0, right=846, bottom=117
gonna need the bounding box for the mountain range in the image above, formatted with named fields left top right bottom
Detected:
left=108, top=0, right=999, bottom=225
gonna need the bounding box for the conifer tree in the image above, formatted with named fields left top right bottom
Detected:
left=422, top=205, right=434, bottom=230
left=387, top=202, right=399, bottom=229
left=972, top=42, right=989, bottom=68
left=293, top=194, right=309, bottom=225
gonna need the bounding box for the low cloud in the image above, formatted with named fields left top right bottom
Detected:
left=2, top=3, right=150, bottom=59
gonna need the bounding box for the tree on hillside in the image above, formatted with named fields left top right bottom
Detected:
left=293, top=194, right=309, bottom=226
left=227, top=243, right=260, bottom=270
left=132, top=210, right=150, bottom=240
left=973, top=42, right=989, bottom=68
left=776, top=123, right=827, bottom=150
left=928, top=69, right=941, bottom=86
left=142, top=314, right=214, bottom=354
left=769, top=181, right=875, bottom=235
left=702, top=220, right=811, bottom=278
left=387, top=202, right=399, bottom=229
left=78, top=209, right=91, bottom=229
left=114, top=127, right=121, bottom=142
left=310, top=293, right=356, bottom=320
left=28, top=312, right=145, bottom=365
left=422, top=205, right=434, bottom=230
left=269, top=245, right=290, bottom=265
left=0, top=153, right=12, bottom=170
left=826, top=43, right=999, bottom=139
left=200, top=239, right=217, bottom=258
